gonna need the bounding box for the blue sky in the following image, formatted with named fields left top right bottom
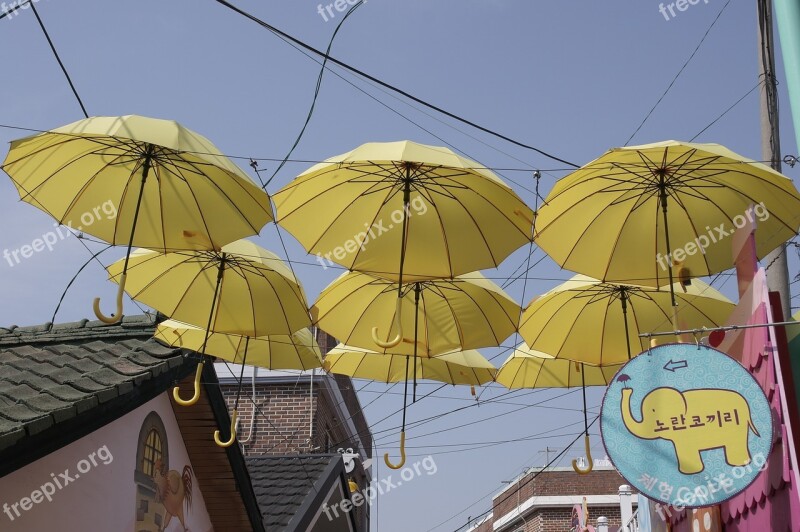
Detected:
left=1, top=1, right=798, bottom=530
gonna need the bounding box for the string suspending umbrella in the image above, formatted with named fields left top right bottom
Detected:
left=323, top=343, right=496, bottom=469
left=155, top=319, right=321, bottom=446
left=495, top=344, right=623, bottom=474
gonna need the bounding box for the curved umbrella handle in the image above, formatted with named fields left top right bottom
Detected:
left=214, top=409, right=238, bottom=448
left=173, top=361, right=204, bottom=406
left=383, top=430, right=406, bottom=470
left=93, top=273, right=126, bottom=324
left=571, top=434, right=594, bottom=475
left=372, top=297, right=403, bottom=349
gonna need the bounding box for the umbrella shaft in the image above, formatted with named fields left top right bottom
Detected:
left=413, top=284, right=421, bottom=402
left=581, top=365, right=588, bottom=434
left=396, top=168, right=412, bottom=295
left=122, top=145, right=154, bottom=274
left=200, top=256, right=227, bottom=357
left=402, top=355, right=409, bottom=431
left=621, top=291, right=632, bottom=359
left=234, top=336, right=250, bottom=409
left=659, top=187, right=677, bottom=308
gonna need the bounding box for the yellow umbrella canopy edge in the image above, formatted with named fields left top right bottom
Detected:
left=495, top=344, right=621, bottom=389
left=154, top=319, right=322, bottom=370
left=273, top=140, right=534, bottom=280
left=322, top=344, right=497, bottom=386
left=311, top=271, right=521, bottom=356
left=518, top=275, right=734, bottom=366
left=534, top=141, right=800, bottom=289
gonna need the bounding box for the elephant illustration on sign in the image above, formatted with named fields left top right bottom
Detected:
left=620, top=387, right=761, bottom=474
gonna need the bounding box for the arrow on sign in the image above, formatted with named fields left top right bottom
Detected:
left=663, top=359, right=688, bottom=372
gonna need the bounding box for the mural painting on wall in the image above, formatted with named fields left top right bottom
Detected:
left=135, top=411, right=196, bottom=531
left=0, top=394, right=213, bottom=531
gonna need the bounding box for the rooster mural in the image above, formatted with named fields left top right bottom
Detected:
left=153, top=458, right=193, bottom=532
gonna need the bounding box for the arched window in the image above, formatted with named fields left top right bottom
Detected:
left=141, top=429, right=164, bottom=477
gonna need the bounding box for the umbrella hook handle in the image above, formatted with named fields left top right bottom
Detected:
left=383, top=430, right=406, bottom=469
left=571, top=434, right=594, bottom=475
left=372, top=298, right=403, bottom=348
left=173, top=361, right=204, bottom=406
left=93, top=273, right=126, bottom=324
left=214, top=409, right=238, bottom=447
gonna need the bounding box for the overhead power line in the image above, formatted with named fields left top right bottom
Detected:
left=212, top=0, right=579, bottom=168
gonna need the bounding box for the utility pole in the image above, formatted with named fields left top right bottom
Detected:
left=757, top=0, right=792, bottom=320
left=538, top=446, right=559, bottom=466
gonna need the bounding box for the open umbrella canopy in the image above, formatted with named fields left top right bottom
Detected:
left=273, top=140, right=533, bottom=280
left=154, top=319, right=322, bottom=370
left=311, top=271, right=520, bottom=356
left=323, top=344, right=497, bottom=386
left=518, top=275, right=734, bottom=366
left=2, top=115, right=273, bottom=252
left=495, top=344, right=621, bottom=389
left=534, top=141, right=800, bottom=288
left=106, top=239, right=310, bottom=337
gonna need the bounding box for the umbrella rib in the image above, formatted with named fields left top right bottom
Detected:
left=58, top=150, right=142, bottom=226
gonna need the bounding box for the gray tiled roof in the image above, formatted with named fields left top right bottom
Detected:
left=0, top=314, right=183, bottom=453
left=247, top=454, right=338, bottom=530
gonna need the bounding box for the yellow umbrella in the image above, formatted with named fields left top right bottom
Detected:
left=323, top=344, right=497, bottom=385
left=274, top=141, right=532, bottom=347
left=324, top=343, right=496, bottom=469
left=2, top=115, right=272, bottom=323
left=519, top=275, right=734, bottom=366
left=274, top=141, right=533, bottom=279
left=311, top=271, right=520, bottom=357
left=106, top=239, right=310, bottom=407
left=155, top=319, right=322, bottom=447
left=495, top=344, right=623, bottom=475
left=534, top=141, right=800, bottom=306
left=495, top=344, right=621, bottom=389
left=154, top=319, right=322, bottom=370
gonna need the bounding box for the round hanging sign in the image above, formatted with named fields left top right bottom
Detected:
left=601, top=343, right=773, bottom=508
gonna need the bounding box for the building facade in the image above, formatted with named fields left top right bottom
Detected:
left=469, top=464, right=636, bottom=532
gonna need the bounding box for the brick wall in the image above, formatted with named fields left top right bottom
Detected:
left=493, top=468, right=629, bottom=519
left=470, top=468, right=635, bottom=532
left=481, top=506, right=624, bottom=532
left=221, top=381, right=315, bottom=455
left=219, top=328, right=373, bottom=531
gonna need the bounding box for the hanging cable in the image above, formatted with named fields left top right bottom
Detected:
left=262, top=0, right=363, bottom=188
left=212, top=0, right=578, bottom=168
left=29, top=2, right=88, bottom=118
left=625, top=0, right=732, bottom=145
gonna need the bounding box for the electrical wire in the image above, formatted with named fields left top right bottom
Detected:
left=424, top=416, right=599, bottom=532
left=625, top=0, right=732, bottom=145
left=212, top=0, right=579, bottom=168
left=29, top=1, right=88, bottom=118
left=262, top=0, right=363, bottom=188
